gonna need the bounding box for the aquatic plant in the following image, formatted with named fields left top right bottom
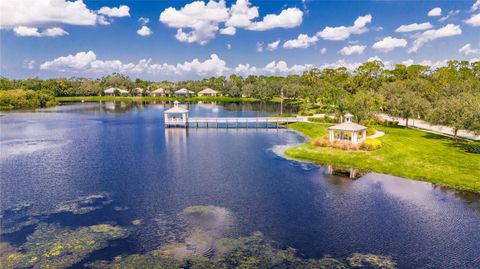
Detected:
left=0, top=223, right=128, bottom=269
left=181, top=205, right=234, bottom=234
left=348, top=253, right=397, bottom=269
left=54, top=193, right=113, bottom=215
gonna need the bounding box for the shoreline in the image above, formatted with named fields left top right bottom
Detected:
left=284, top=123, right=480, bottom=194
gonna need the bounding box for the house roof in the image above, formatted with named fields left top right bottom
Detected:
left=175, top=88, right=194, bottom=94
left=328, top=122, right=367, bottom=131
left=104, top=87, right=128, bottom=93
left=151, top=88, right=165, bottom=93
left=199, top=88, right=217, bottom=94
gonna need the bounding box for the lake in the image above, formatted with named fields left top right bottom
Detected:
left=1, top=101, right=479, bottom=268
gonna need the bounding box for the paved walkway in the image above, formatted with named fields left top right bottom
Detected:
left=378, top=114, right=480, bottom=141
left=368, top=131, right=385, bottom=139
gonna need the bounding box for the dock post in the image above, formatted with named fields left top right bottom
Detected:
left=256, top=118, right=258, bottom=128
left=216, top=120, right=218, bottom=128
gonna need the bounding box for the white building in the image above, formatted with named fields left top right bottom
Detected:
left=150, top=88, right=167, bottom=97
left=104, top=87, right=129, bottom=96
left=164, top=101, right=189, bottom=127
left=174, top=88, right=194, bottom=97
left=328, top=113, right=368, bottom=144
left=198, top=88, right=218, bottom=97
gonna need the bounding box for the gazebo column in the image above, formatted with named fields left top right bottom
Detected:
left=362, top=130, right=367, bottom=141
left=329, top=130, right=334, bottom=142
left=352, top=131, right=357, bottom=144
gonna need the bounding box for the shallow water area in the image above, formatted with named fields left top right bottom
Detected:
left=1, top=102, right=480, bottom=268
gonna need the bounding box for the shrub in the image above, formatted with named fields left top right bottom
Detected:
left=380, top=120, right=399, bottom=127
left=360, top=138, right=382, bottom=151
left=0, top=89, right=57, bottom=110
left=366, top=127, right=377, bottom=136
left=465, top=143, right=480, bottom=154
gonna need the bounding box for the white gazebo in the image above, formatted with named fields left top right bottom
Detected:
left=175, top=88, right=194, bottom=97
left=164, top=101, right=189, bottom=127
left=328, top=113, right=368, bottom=144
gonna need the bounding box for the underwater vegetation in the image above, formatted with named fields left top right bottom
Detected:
left=0, top=193, right=113, bottom=236
left=0, top=223, right=128, bottom=269
left=88, top=205, right=397, bottom=269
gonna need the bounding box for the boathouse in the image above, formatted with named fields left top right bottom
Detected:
left=164, top=101, right=189, bottom=127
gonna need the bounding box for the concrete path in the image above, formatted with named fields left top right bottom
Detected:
left=378, top=114, right=480, bottom=141
left=368, top=131, right=385, bottom=139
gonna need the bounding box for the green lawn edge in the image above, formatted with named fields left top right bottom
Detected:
left=285, top=122, right=480, bottom=193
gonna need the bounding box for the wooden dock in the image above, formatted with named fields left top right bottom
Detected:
left=166, top=117, right=305, bottom=128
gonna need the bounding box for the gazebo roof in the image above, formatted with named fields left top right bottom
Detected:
left=198, top=88, right=217, bottom=94
left=175, top=88, right=194, bottom=94
left=329, top=122, right=367, bottom=131
left=164, top=101, right=189, bottom=114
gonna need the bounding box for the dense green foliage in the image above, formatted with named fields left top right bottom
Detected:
left=0, top=89, right=57, bottom=110
left=286, top=122, right=480, bottom=193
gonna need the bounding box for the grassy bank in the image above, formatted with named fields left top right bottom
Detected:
left=286, top=122, right=480, bottom=193
left=56, top=96, right=260, bottom=103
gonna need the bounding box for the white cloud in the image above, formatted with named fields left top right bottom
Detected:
left=283, top=34, right=318, bottom=49
left=138, top=17, right=150, bottom=25
left=472, top=0, right=480, bottom=12
left=395, top=22, right=433, bottom=33
left=0, top=0, right=103, bottom=28
left=159, top=0, right=229, bottom=45
left=247, top=8, right=303, bottom=31
left=372, top=37, right=407, bottom=52
left=234, top=63, right=257, bottom=76
left=338, top=45, right=366, bottom=56
left=267, top=40, right=280, bottom=51
left=316, top=14, right=372, bottom=41
left=428, top=7, right=442, bottom=17
left=465, top=13, right=480, bottom=26
left=264, top=61, right=312, bottom=74
left=40, top=51, right=230, bottom=77
left=159, top=0, right=303, bottom=44
left=23, top=60, right=35, bottom=69
left=402, top=59, right=414, bottom=66
left=256, top=42, right=264, bottom=52
left=220, top=26, right=236, bottom=35
left=227, top=43, right=231, bottom=49
left=459, top=43, right=480, bottom=55
left=320, top=48, right=327, bottom=54
left=98, top=5, right=130, bottom=17
left=439, top=10, right=459, bottom=22
left=13, top=26, right=68, bottom=37
left=137, top=26, right=152, bottom=36
left=409, top=24, right=462, bottom=53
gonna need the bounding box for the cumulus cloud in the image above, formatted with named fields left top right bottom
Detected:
left=338, top=45, right=366, bottom=56
left=0, top=0, right=100, bottom=28
left=372, top=37, right=407, bottom=52
left=316, top=14, right=372, bottom=41
left=137, top=26, right=152, bottom=36
left=439, top=10, right=459, bottom=22
left=283, top=34, right=318, bottom=49
left=409, top=24, right=462, bottom=53
left=98, top=5, right=130, bottom=17
left=402, top=59, right=414, bottom=66
left=264, top=61, right=312, bottom=74
left=465, top=13, right=480, bottom=26
left=159, top=0, right=302, bottom=44
left=459, top=43, right=480, bottom=55
left=267, top=40, right=280, bottom=51
left=320, top=48, right=327, bottom=54
left=40, top=51, right=230, bottom=77
left=13, top=26, right=68, bottom=37
left=395, top=22, right=433, bottom=33
left=428, top=7, right=442, bottom=17
left=246, top=8, right=303, bottom=31
left=472, top=0, right=480, bottom=12
left=234, top=63, right=257, bottom=76
left=138, top=17, right=150, bottom=25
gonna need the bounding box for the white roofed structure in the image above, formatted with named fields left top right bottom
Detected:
left=328, top=114, right=368, bottom=144
left=198, top=88, right=218, bottom=96
left=175, top=88, right=194, bottom=96
left=150, top=88, right=166, bottom=97
left=164, top=101, right=189, bottom=126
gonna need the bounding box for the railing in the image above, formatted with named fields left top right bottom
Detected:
left=188, top=117, right=302, bottom=123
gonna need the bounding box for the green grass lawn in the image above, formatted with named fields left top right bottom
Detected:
left=56, top=96, right=260, bottom=103
left=286, top=122, right=480, bottom=193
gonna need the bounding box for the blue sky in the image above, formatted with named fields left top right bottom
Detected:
left=1, top=0, right=479, bottom=81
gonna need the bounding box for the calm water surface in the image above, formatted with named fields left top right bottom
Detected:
left=1, top=102, right=479, bottom=268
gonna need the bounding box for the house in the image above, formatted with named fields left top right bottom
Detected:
left=175, top=88, right=194, bottom=97
left=104, top=87, right=129, bottom=96
left=198, top=88, right=218, bottom=97
left=328, top=113, right=368, bottom=144
left=135, top=87, right=145, bottom=96
left=150, top=88, right=167, bottom=97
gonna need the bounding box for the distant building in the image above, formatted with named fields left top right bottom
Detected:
left=150, top=88, right=167, bottom=97
left=135, top=87, right=145, bottom=96
left=175, top=88, right=194, bottom=97
left=198, top=88, right=218, bottom=97
left=104, top=87, right=129, bottom=96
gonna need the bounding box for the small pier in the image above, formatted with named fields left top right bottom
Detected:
left=164, top=101, right=305, bottom=128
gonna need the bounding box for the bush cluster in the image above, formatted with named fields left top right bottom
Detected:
left=466, top=143, right=480, bottom=154
left=0, top=89, right=58, bottom=110
left=313, top=135, right=381, bottom=151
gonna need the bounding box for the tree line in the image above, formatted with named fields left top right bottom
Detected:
left=1, top=60, right=479, bottom=136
